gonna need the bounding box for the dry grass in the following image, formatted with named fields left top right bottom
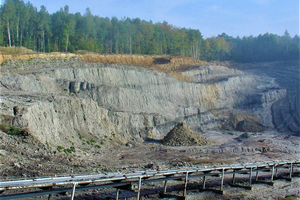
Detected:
left=79, top=54, right=155, bottom=65
left=0, top=47, right=35, bottom=55
left=75, top=50, right=98, bottom=55
left=0, top=47, right=209, bottom=82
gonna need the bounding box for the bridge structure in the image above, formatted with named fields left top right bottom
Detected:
left=0, top=160, right=299, bottom=200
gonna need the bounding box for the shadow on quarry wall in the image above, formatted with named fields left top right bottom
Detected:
left=232, top=60, right=300, bottom=135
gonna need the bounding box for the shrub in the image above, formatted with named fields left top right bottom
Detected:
left=56, top=146, right=76, bottom=153
left=64, top=146, right=76, bottom=153
left=240, top=132, right=250, bottom=139
left=57, top=146, right=64, bottom=152
left=78, top=133, right=84, bottom=140
left=0, top=124, right=28, bottom=136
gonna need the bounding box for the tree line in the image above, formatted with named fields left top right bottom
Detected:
left=0, top=0, right=299, bottom=62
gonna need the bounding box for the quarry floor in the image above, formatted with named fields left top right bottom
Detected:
left=1, top=129, right=299, bottom=200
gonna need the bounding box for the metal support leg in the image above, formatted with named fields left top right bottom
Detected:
left=202, top=176, right=206, bottom=189
left=183, top=172, right=189, bottom=197
left=220, top=168, right=225, bottom=191
left=116, top=188, right=120, bottom=200
left=289, top=163, right=293, bottom=179
left=163, top=180, right=168, bottom=194
left=249, top=168, right=252, bottom=187
left=137, top=177, right=142, bottom=200
left=232, top=169, right=236, bottom=184
left=271, top=166, right=275, bottom=182
left=48, top=194, right=52, bottom=200
left=71, top=183, right=77, bottom=200
left=256, top=170, right=259, bottom=181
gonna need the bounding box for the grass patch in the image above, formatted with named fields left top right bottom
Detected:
left=240, top=132, right=250, bottom=139
left=64, top=146, right=76, bottom=154
left=286, top=195, right=299, bottom=198
left=238, top=193, right=247, bottom=198
left=78, top=133, right=84, bottom=140
left=75, top=50, right=97, bottom=55
left=45, top=141, right=51, bottom=150
left=57, top=146, right=64, bottom=152
left=86, top=138, right=96, bottom=145
left=56, top=146, right=76, bottom=153
left=0, top=123, right=28, bottom=136
left=89, top=139, right=96, bottom=143
left=0, top=47, right=35, bottom=55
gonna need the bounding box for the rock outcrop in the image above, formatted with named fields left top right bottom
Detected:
left=0, top=56, right=286, bottom=148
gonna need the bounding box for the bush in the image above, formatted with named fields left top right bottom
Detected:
left=56, top=146, right=76, bottom=153
left=57, top=146, right=64, bottom=152
left=64, top=146, right=76, bottom=153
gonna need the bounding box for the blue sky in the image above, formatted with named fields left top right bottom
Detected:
left=14, top=0, right=300, bottom=38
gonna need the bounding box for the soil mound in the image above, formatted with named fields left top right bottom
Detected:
left=236, top=119, right=265, bottom=132
left=222, top=113, right=266, bottom=132
left=162, top=122, right=211, bottom=146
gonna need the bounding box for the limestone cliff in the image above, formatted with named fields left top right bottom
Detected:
left=0, top=56, right=286, bottom=148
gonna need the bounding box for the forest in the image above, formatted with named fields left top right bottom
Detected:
left=0, top=0, right=299, bottom=62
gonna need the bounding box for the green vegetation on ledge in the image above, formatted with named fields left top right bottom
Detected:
left=0, top=123, right=28, bottom=136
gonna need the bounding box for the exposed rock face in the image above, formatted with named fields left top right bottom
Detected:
left=0, top=58, right=286, bottom=148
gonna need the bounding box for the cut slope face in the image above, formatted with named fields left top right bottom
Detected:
left=0, top=56, right=286, bottom=148
left=162, top=122, right=211, bottom=146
